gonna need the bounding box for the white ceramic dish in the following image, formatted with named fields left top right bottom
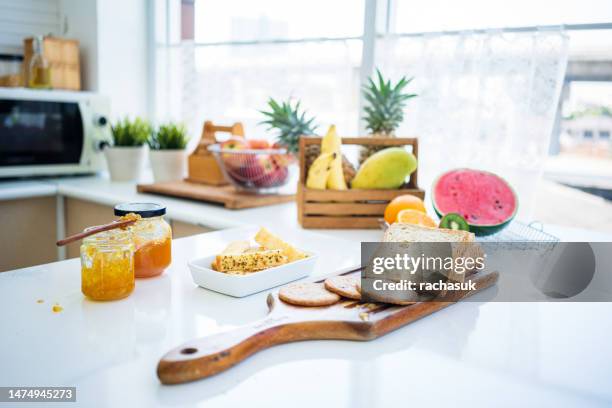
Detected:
left=189, top=252, right=317, bottom=297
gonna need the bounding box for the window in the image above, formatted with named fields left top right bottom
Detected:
left=193, top=0, right=364, bottom=43
left=393, top=0, right=612, bottom=33
left=153, top=0, right=612, bottom=227
left=600, top=131, right=610, bottom=139
left=154, top=0, right=365, bottom=141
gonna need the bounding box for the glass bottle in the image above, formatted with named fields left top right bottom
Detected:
left=28, top=35, right=51, bottom=89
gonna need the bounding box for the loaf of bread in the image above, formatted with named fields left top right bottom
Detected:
left=383, top=223, right=475, bottom=243
left=382, top=223, right=483, bottom=283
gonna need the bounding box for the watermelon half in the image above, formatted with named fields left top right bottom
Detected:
left=432, top=168, right=518, bottom=236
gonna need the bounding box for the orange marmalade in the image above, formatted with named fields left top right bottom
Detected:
left=114, top=203, right=172, bottom=278
left=80, top=228, right=135, bottom=301
left=134, top=236, right=172, bottom=278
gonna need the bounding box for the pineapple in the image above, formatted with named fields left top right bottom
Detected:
left=360, top=69, right=417, bottom=164
left=259, top=98, right=317, bottom=155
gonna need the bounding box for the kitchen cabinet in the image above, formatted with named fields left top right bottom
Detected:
left=171, top=220, right=213, bottom=238
left=0, top=197, right=57, bottom=271
left=64, top=198, right=114, bottom=258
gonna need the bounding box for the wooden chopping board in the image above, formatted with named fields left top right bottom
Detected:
left=137, top=180, right=295, bottom=209
left=157, top=269, right=499, bottom=384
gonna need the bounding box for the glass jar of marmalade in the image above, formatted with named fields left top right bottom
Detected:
left=80, top=228, right=135, bottom=301
left=114, top=203, right=172, bottom=278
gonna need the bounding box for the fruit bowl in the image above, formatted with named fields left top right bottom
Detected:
left=208, top=143, right=294, bottom=193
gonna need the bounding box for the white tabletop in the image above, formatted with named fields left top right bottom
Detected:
left=1, top=225, right=611, bottom=407
left=1, top=175, right=612, bottom=407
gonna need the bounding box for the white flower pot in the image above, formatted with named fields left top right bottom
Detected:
left=104, top=146, right=147, bottom=182
left=149, top=149, right=187, bottom=183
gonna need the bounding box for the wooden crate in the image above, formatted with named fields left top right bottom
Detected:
left=297, top=137, right=425, bottom=229
left=23, top=36, right=81, bottom=90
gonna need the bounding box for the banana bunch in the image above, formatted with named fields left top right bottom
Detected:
left=306, top=125, right=347, bottom=190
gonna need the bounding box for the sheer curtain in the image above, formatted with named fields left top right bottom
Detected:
left=155, top=40, right=362, bottom=144
left=375, top=29, right=569, bottom=218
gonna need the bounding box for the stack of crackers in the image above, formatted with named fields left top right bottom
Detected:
left=279, top=275, right=361, bottom=306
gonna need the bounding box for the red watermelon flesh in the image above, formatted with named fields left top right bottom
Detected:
left=433, top=169, right=517, bottom=226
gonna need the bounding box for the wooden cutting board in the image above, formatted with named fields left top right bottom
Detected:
left=157, top=269, right=499, bottom=384
left=137, top=180, right=295, bottom=209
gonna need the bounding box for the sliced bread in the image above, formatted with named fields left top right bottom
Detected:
left=215, top=249, right=287, bottom=272
left=383, top=223, right=475, bottom=243
left=254, top=227, right=308, bottom=262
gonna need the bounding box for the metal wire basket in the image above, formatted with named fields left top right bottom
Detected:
left=380, top=219, right=559, bottom=246
left=476, top=221, right=559, bottom=243
left=208, top=144, right=293, bottom=193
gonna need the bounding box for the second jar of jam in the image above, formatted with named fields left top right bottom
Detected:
left=114, top=203, right=172, bottom=278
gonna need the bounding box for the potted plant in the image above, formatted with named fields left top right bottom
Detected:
left=148, top=122, right=190, bottom=182
left=105, top=117, right=151, bottom=182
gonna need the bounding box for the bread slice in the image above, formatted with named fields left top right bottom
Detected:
left=215, top=248, right=287, bottom=272
left=254, top=227, right=308, bottom=262
left=383, top=223, right=475, bottom=243
left=221, top=240, right=251, bottom=255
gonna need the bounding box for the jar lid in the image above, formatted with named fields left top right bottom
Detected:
left=114, top=202, right=166, bottom=218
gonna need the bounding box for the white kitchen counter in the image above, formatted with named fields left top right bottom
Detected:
left=1, top=177, right=612, bottom=407
left=2, top=175, right=611, bottom=242
left=0, top=180, right=56, bottom=201
left=1, top=226, right=611, bottom=408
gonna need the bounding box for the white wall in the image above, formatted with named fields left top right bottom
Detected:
left=96, top=0, right=149, bottom=119
left=0, top=0, right=62, bottom=54
left=1, top=0, right=149, bottom=119
left=59, top=0, right=99, bottom=91
left=59, top=0, right=149, bottom=119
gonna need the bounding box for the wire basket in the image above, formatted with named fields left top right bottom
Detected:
left=208, top=144, right=294, bottom=193
left=476, top=221, right=559, bottom=243
left=380, top=219, right=559, bottom=247
left=475, top=220, right=560, bottom=255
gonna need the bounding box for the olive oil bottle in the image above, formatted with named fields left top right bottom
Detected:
left=28, top=35, right=51, bottom=89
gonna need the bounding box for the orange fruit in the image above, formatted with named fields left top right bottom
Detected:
left=384, top=195, right=427, bottom=224
left=396, top=209, right=438, bottom=227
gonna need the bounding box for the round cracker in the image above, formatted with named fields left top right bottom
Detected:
left=324, top=275, right=361, bottom=300
left=279, top=282, right=340, bottom=306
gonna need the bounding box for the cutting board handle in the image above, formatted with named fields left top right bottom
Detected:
left=157, top=309, right=372, bottom=385
left=158, top=315, right=301, bottom=384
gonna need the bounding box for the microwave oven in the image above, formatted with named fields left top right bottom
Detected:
left=0, top=88, right=112, bottom=178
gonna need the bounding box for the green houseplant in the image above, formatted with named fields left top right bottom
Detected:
left=148, top=123, right=191, bottom=182
left=105, top=117, right=152, bottom=182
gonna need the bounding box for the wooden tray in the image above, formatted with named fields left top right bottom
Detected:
left=137, top=180, right=294, bottom=209
left=298, top=137, right=425, bottom=229
left=157, top=268, right=499, bottom=384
